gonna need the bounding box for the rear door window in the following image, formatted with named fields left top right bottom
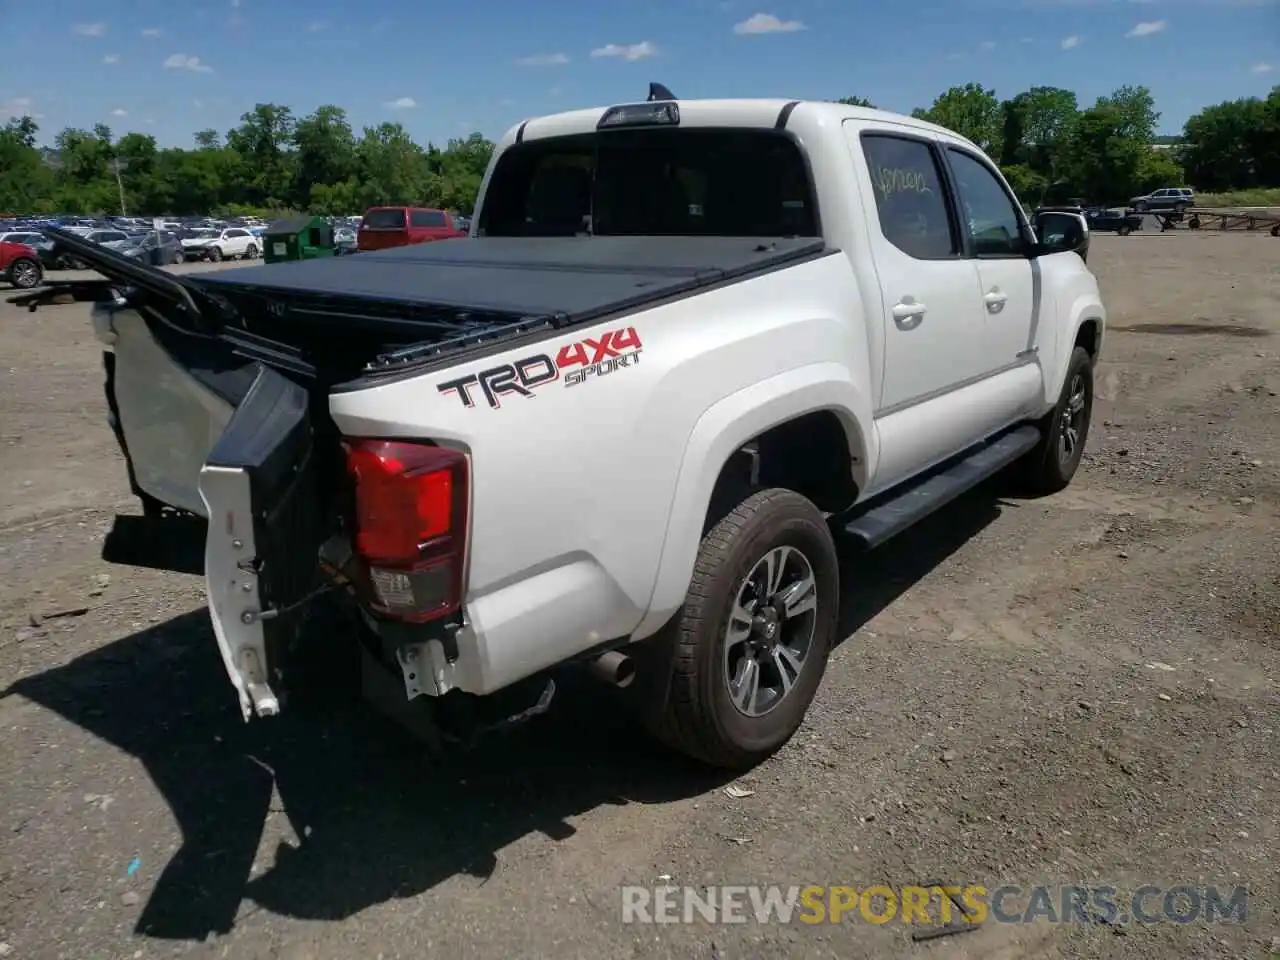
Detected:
left=859, top=133, right=958, bottom=260
left=362, top=209, right=407, bottom=230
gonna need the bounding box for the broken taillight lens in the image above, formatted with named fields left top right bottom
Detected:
left=343, top=438, right=468, bottom=623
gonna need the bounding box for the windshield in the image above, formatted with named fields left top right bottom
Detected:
left=477, top=128, right=818, bottom=238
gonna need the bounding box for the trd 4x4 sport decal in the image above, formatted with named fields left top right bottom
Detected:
left=437, top=326, right=643, bottom=410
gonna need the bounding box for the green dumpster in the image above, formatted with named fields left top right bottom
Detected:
left=263, top=215, right=336, bottom=264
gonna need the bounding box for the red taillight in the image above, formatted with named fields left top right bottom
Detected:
left=343, top=439, right=469, bottom=623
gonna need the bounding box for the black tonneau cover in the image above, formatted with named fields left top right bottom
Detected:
left=192, top=235, right=829, bottom=323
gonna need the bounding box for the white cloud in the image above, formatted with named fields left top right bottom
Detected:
left=194, top=99, right=205, bottom=109
left=307, top=20, right=328, bottom=31
left=1252, top=62, right=1274, bottom=73
left=1, top=97, right=42, bottom=120
left=732, top=12, right=807, bottom=33
left=103, top=53, right=120, bottom=64
left=1020, top=36, right=1034, bottom=42
left=517, top=52, right=570, bottom=66
left=980, top=39, right=997, bottom=49
left=1126, top=19, right=1167, bottom=35
left=111, top=108, right=128, bottom=117
left=1061, top=34, right=1081, bottom=48
left=164, top=53, right=214, bottom=73
left=141, top=27, right=162, bottom=38
left=231, top=0, right=241, bottom=6
left=590, top=41, right=658, bottom=61
left=384, top=96, right=416, bottom=109
left=73, top=22, right=106, bottom=37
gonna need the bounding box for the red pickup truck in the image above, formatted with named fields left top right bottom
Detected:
left=357, top=206, right=468, bottom=251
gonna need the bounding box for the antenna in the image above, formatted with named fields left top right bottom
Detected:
left=647, top=82, right=677, bottom=102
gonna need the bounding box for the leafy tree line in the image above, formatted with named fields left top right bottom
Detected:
left=1, top=83, right=1277, bottom=216
left=0, top=104, right=494, bottom=217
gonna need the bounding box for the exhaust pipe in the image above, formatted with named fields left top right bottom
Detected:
left=589, top=650, right=635, bottom=688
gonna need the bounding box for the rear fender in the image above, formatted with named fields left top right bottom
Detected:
left=631, top=362, right=873, bottom=639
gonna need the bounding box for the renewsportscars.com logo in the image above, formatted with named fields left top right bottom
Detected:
left=620, top=884, right=1250, bottom=927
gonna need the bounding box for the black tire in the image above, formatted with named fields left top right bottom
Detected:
left=1020, top=346, right=1094, bottom=496
left=207, top=246, right=223, bottom=262
left=171, top=249, right=185, bottom=265
left=8, top=257, right=42, bottom=289
left=244, top=243, right=259, bottom=259
left=647, top=488, right=839, bottom=769
left=1117, top=224, right=1131, bottom=237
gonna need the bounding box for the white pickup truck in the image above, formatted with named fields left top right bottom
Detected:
left=22, top=89, right=1104, bottom=770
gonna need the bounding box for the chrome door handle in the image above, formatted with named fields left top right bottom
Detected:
left=984, top=289, right=1008, bottom=313
left=891, top=300, right=927, bottom=329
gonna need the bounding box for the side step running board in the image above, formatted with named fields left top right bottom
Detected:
left=842, top=425, right=1042, bottom=549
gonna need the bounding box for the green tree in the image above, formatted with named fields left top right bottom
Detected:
left=355, top=122, right=428, bottom=208
left=1180, top=90, right=1278, bottom=191
left=835, top=96, right=876, bottom=108
left=293, top=105, right=358, bottom=200
left=226, top=103, right=297, bottom=207
left=1060, top=104, right=1149, bottom=202
left=913, top=83, right=1002, bottom=155
left=0, top=117, right=56, bottom=212
left=1096, top=85, right=1159, bottom=143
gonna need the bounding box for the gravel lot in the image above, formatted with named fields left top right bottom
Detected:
left=1, top=235, right=1278, bottom=959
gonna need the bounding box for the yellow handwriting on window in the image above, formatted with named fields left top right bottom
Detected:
left=875, top=166, right=932, bottom=199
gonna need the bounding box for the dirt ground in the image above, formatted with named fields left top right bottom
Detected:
left=1, top=234, right=1277, bottom=960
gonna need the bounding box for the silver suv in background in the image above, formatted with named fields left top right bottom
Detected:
left=1129, top=187, right=1194, bottom=214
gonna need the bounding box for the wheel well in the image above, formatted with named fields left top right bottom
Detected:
left=705, top=410, right=859, bottom=530
left=1075, top=319, right=1101, bottom=360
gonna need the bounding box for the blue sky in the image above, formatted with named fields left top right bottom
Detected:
left=1, top=0, right=1276, bottom=148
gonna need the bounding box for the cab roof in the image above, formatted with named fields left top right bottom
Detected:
left=497, top=97, right=971, bottom=151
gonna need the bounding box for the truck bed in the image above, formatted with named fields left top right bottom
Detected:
left=197, top=235, right=828, bottom=322
left=18, top=227, right=830, bottom=386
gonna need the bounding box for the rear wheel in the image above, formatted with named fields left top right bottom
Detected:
left=207, top=246, right=223, bottom=262
left=8, top=257, right=42, bottom=289
left=647, top=488, right=839, bottom=769
left=244, top=243, right=259, bottom=259
left=1020, top=346, right=1094, bottom=496
left=1117, top=224, right=1132, bottom=237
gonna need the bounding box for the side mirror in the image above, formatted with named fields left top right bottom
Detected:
left=1032, top=210, right=1090, bottom=263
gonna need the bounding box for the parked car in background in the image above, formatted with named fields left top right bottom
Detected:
left=2, top=232, right=64, bottom=271
left=83, top=229, right=134, bottom=250
left=0, top=230, right=46, bottom=247
left=0, top=240, right=43, bottom=288
left=1129, top=187, right=1194, bottom=214
left=356, top=206, right=467, bottom=251
left=334, top=226, right=359, bottom=255
left=181, top=227, right=260, bottom=261
left=117, top=231, right=186, bottom=266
